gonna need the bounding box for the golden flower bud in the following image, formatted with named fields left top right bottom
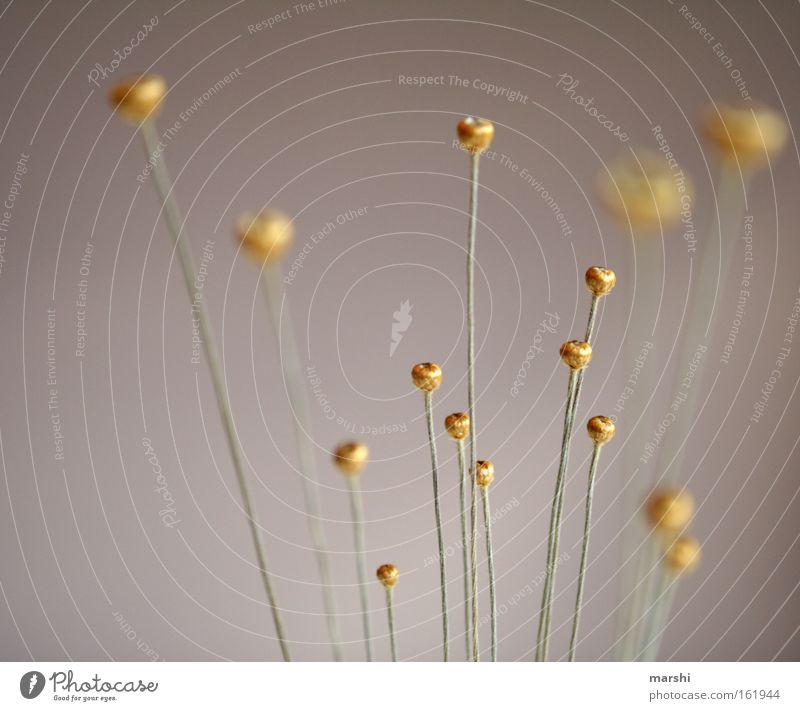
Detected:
left=444, top=412, right=470, bottom=440
left=376, top=563, right=399, bottom=589
left=664, top=535, right=701, bottom=575
left=109, top=74, right=167, bottom=123
left=702, top=103, right=787, bottom=167
left=587, top=416, right=616, bottom=445
left=585, top=266, right=617, bottom=297
left=475, top=460, right=495, bottom=489
left=411, top=362, right=442, bottom=392
left=560, top=341, right=593, bottom=370
left=645, top=488, right=695, bottom=531
left=597, top=151, right=685, bottom=231
left=332, top=441, right=369, bottom=476
left=235, top=210, right=294, bottom=263
left=457, top=116, right=495, bottom=153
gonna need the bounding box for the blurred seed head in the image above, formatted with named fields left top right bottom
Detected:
left=109, top=74, right=167, bottom=123
left=332, top=441, right=369, bottom=476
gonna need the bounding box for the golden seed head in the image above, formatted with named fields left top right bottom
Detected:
left=411, top=362, right=442, bottom=392
left=645, top=488, right=695, bottom=531
left=332, top=441, right=369, bottom=476
left=587, top=416, right=616, bottom=445
left=444, top=412, right=470, bottom=440
left=109, top=74, right=167, bottom=123
left=702, top=103, right=787, bottom=167
left=235, top=210, right=294, bottom=263
left=664, top=535, right=701, bottom=575
left=475, top=460, right=495, bottom=489
left=585, top=266, right=617, bottom=297
left=559, top=341, right=593, bottom=370
left=457, top=116, right=495, bottom=153
left=376, top=563, right=399, bottom=588
left=597, top=151, right=685, bottom=231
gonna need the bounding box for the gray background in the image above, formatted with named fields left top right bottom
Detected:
left=0, top=0, right=798, bottom=662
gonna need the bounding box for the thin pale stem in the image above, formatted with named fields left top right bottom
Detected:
left=457, top=439, right=472, bottom=661
left=470, top=449, right=479, bottom=661
left=654, top=165, right=753, bottom=486
left=347, top=476, right=373, bottom=661
left=465, top=150, right=481, bottom=660
left=140, top=120, right=290, bottom=661
left=536, top=368, right=578, bottom=661
left=260, top=263, right=343, bottom=661
left=424, top=391, right=449, bottom=661
left=639, top=573, right=678, bottom=662
left=568, top=443, right=603, bottom=661
left=539, top=292, right=601, bottom=659
left=619, top=533, right=659, bottom=661
left=481, top=487, right=497, bottom=662
left=385, top=587, right=397, bottom=662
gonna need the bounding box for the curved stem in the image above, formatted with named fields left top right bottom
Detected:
left=536, top=369, right=578, bottom=661
left=568, top=442, right=603, bottom=661
left=141, top=120, right=290, bottom=661
left=481, top=487, right=497, bottom=661
left=347, top=476, right=372, bottom=661
left=260, top=263, right=343, bottom=660
left=424, top=391, right=449, bottom=661
left=465, top=150, right=481, bottom=660
left=457, top=439, right=472, bottom=661
left=386, top=587, right=398, bottom=662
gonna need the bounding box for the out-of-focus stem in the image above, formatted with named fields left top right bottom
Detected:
left=140, top=120, right=290, bottom=661
left=261, top=263, right=343, bottom=661
left=346, top=476, right=372, bottom=661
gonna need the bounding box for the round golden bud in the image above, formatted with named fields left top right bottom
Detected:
left=645, top=488, right=695, bottom=531
left=411, top=362, right=442, bottom=392
left=235, top=210, right=294, bottom=263
left=597, top=151, right=685, bottom=231
left=332, top=441, right=369, bottom=476
left=560, top=341, right=593, bottom=370
left=457, top=116, right=495, bottom=153
left=444, top=412, right=470, bottom=440
left=376, top=563, right=399, bottom=589
left=585, top=266, right=617, bottom=297
left=109, top=74, right=167, bottom=123
left=587, top=416, right=616, bottom=445
left=702, top=103, right=787, bottom=167
left=475, top=460, right=495, bottom=489
left=664, top=535, right=701, bottom=575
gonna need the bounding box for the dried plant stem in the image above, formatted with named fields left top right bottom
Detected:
left=639, top=572, right=677, bottom=662
left=654, top=166, right=752, bottom=487
left=261, top=263, right=343, bottom=661
left=481, top=487, right=497, bottom=661
left=536, top=369, right=579, bottom=661
left=568, top=442, right=603, bottom=661
left=457, top=439, right=472, bottom=661
left=346, top=476, right=373, bottom=661
left=538, top=292, right=601, bottom=660
left=424, top=391, right=449, bottom=661
left=619, top=533, right=659, bottom=661
left=140, top=120, right=290, bottom=661
left=385, top=587, right=398, bottom=662
left=465, top=150, right=481, bottom=661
